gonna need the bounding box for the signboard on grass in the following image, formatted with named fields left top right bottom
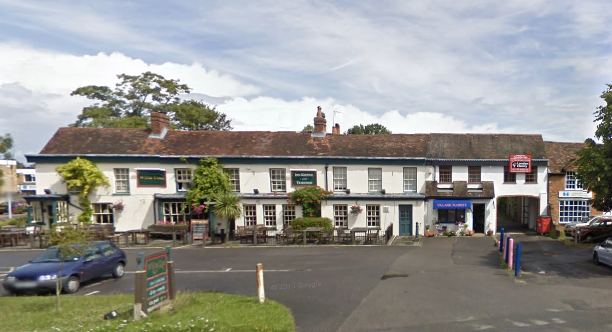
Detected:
left=191, top=219, right=209, bottom=241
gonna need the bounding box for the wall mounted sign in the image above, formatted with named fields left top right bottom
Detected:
left=433, top=199, right=472, bottom=210
left=291, top=170, right=317, bottom=187
left=137, top=169, right=167, bottom=187
left=509, top=154, right=532, bottom=173
left=558, top=191, right=593, bottom=199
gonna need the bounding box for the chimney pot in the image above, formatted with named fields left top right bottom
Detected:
left=150, top=111, right=170, bottom=138
left=313, top=106, right=327, bottom=135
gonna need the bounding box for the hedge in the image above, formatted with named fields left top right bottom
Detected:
left=291, top=217, right=333, bottom=231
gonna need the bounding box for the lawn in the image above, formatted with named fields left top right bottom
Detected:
left=0, top=292, right=295, bottom=332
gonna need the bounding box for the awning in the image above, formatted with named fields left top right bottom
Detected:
left=433, top=199, right=472, bottom=210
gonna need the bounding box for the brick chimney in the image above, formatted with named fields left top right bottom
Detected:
left=150, top=111, right=170, bottom=138
left=312, top=106, right=327, bottom=137
left=332, top=123, right=340, bottom=135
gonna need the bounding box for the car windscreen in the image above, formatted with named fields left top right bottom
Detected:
left=30, top=247, right=84, bottom=263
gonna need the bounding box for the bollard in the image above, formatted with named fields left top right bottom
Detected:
left=505, top=236, right=511, bottom=264
left=508, top=238, right=514, bottom=269
left=416, top=222, right=420, bottom=239
left=515, top=243, right=522, bottom=277
left=257, top=263, right=265, bottom=303
left=499, top=228, right=505, bottom=253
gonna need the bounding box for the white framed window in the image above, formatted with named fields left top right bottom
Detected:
left=224, top=168, right=241, bottom=192
left=333, top=167, right=347, bottom=191
left=162, top=202, right=189, bottom=223
left=559, top=200, right=590, bottom=223
left=244, top=204, right=257, bottom=226
left=270, top=168, right=287, bottom=192
left=175, top=168, right=192, bottom=191
left=93, top=203, right=114, bottom=224
left=283, top=204, right=296, bottom=227
left=334, top=205, right=348, bottom=227
left=264, top=205, right=277, bottom=228
left=403, top=167, right=417, bottom=193
left=366, top=205, right=380, bottom=227
left=368, top=168, right=382, bottom=193
left=565, top=171, right=583, bottom=190
left=114, top=168, right=130, bottom=194
left=24, top=174, right=36, bottom=182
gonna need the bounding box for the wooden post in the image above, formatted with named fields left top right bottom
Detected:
left=172, top=231, right=177, bottom=247
left=253, top=227, right=257, bottom=245
left=257, top=263, right=265, bottom=303
left=133, top=271, right=146, bottom=320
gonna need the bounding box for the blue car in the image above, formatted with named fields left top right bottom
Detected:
left=3, top=241, right=127, bottom=295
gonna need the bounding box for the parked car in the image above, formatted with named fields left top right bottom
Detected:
left=572, top=218, right=612, bottom=242
left=564, top=215, right=605, bottom=236
left=0, top=202, right=20, bottom=215
left=593, top=237, right=612, bottom=267
left=2, top=241, right=126, bottom=295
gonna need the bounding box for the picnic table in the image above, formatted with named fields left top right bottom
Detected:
left=350, top=227, right=369, bottom=244
left=0, top=227, right=27, bottom=247
left=302, top=227, right=324, bottom=244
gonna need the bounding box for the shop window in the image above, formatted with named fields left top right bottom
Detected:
left=161, top=202, right=189, bottom=223
left=244, top=204, right=257, bottom=226
left=366, top=205, right=380, bottom=227
left=439, top=166, right=452, bottom=183
left=559, top=200, right=590, bottom=223
left=93, top=203, right=113, bottom=224
left=437, top=209, right=465, bottom=223
left=264, top=205, right=277, bottom=228
left=334, top=205, right=348, bottom=227
left=283, top=204, right=295, bottom=227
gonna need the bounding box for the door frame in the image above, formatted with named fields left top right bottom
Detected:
left=398, top=204, right=413, bottom=236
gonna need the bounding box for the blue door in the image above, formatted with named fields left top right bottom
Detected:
left=399, top=205, right=413, bottom=236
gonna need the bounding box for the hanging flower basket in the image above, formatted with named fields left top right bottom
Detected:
left=112, top=201, right=124, bottom=212
left=350, top=205, right=363, bottom=215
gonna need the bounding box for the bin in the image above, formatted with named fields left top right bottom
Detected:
left=536, top=216, right=552, bottom=234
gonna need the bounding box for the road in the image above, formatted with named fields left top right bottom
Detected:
left=1, top=236, right=611, bottom=332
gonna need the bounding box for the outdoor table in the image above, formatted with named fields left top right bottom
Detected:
left=302, top=227, right=324, bottom=244
left=350, top=227, right=369, bottom=244
left=0, top=229, right=27, bottom=247
left=121, top=229, right=150, bottom=246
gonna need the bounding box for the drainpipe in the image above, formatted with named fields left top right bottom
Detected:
left=324, top=164, right=329, bottom=191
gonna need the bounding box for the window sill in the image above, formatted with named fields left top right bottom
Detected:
left=113, top=193, right=131, bottom=196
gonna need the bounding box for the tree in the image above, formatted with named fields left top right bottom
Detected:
left=287, top=186, right=333, bottom=218
left=0, top=133, right=14, bottom=160
left=576, top=83, right=612, bottom=211
left=70, top=71, right=232, bottom=131
left=302, top=124, right=314, bottom=132
left=185, top=158, right=231, bottom=212
left=345, top=123, right=391, bottom=135
left=212, top=192, right=243, bottom=243
left=56, top=158, right=110, bottom=223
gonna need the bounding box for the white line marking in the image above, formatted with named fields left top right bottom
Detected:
left=546, top=308, right=563, bottom=312
left=225, top=268, right=232, bottom=272
left=84, top=291, right=100, bottom=296
left=551, top=318, right=566, bottom=324
left=124, top=269, right=306, bottom=274
left=475, top=325, right=495, bottom=330
left=531, top=320, right=549, bottom=325
left=510, top=321, right=531, bottom=327
left=0, top=274, right=6, bottom=278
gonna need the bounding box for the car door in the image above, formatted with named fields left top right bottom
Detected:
left=97, top=242, right=120, bottom=274
left=80, top=244, right=106, bottom=281
left=601, top=239, right=612, bottom=266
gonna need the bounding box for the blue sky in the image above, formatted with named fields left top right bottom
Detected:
left=0, top=0, right=611, bottom=162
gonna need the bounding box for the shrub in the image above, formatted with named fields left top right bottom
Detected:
left=291, top=217, right=333, bottom=231
left=287, top=186, right=333, bottom=217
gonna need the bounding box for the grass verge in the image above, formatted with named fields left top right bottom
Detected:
left=0, top=292, right=295, bottom=332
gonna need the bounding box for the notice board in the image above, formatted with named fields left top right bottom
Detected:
left=191, top=219, right=209, bottom=241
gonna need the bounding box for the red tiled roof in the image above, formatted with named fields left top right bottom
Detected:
left=426, top=134, right=547, bottom=159
left=544, top=141, right=585, bottom=173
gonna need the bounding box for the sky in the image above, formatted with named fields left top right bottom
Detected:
left=0, top=0, right=611, bottom=163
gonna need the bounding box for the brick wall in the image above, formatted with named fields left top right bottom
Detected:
left=548, top=173, right=603, bottom=224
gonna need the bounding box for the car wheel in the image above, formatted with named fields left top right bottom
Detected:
left=64, top=276, right=80, bottom=294
left=594, top=252, right=601, bottom=264
left=112, top=262, right=125, bottom=278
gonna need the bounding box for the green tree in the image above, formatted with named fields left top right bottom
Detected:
left=0, top=133, right=14, bottom=159
left=185, top=158, right=231, bottom=211
left=288, top=186, right=333, bottom=217
left=302, top=124, right=314, bottom=132
left=70, top=71, right=232, bottom=131
left=56, top=158, right=110, bottom=223
left=345, top=123, right=391, bottom=135
left=576, top=83, right=612, bottom=211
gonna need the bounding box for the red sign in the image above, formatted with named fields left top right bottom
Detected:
left=509, top=154, right=532, bottom=173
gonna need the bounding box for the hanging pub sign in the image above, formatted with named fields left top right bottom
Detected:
left=137, top=169, right=167, bottom=187
left=509, top=154, right=532, bottom=173
left=291, top=170, right=317, bottom=187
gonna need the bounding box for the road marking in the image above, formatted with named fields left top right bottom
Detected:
left=84, top=291, right=100, bottom=296
left=0, top=273, right=6, bottom=278
left=531, top=320, right=549, bottom=325
left=126, top=268, right=306, bottom=274
left=546, top=308, right=563, bottom=312
left=510, top=321, right=530, bottom=327
left=475, top=325, right=495, bottom=330
left=551, top=318, right=566, bottom=324
left=224, top=268, right=232, bottom=272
